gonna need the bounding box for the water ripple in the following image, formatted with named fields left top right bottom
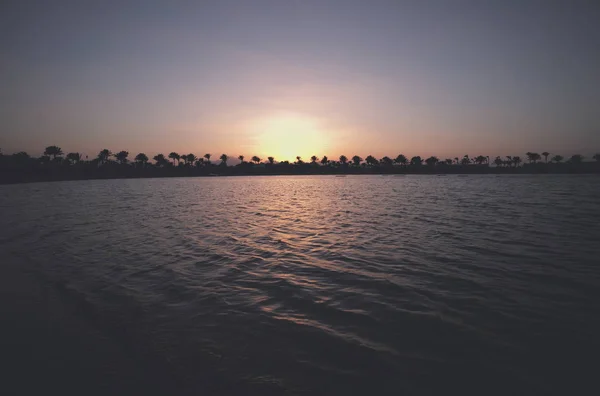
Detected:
left=1, top=175, right=599, bottom=394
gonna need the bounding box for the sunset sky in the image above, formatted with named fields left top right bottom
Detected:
left=2, top=0, right=599, bottom=161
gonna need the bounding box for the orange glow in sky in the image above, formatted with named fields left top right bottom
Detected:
left=248, top=112, right=331, bottom=162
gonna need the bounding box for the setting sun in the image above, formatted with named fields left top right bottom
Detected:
left=250, top=113, right=330, bottom=162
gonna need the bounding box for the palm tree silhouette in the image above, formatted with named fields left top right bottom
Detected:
left=153, top=154, right=168, bottom=167
left=569, top=154, right=584, bottom=164
left=114, top=151, right=129, bottom=164
left=44, top=146, right=63, bottom=161
left=513, top=156, right=522, bottom=167
left=134, top=153, right=148, bottom=166
left=542, top=152, right=550, bottom=163
left=186, top=154, right=197, bottom=165
left=474, top=155, right=486, bottom=165
left=66, top=152, right=82, bottom=164
left=12, top=145, right=600, bottom=180
left=526, top=152, right=541, bottom=164
left=410, top=156, right=422, bottom=166
left=425, top=156, right=438, bottom=166
left=98, top=149, right=112, bottom=165
left=380, top=156, right=393, bottom=167
left=169, top=152, right=180, bottom=166
left=219, top=154, right=228, bottom=166
left=365, top=155, right=378, bottom=166
left=394, top=154, right=407, bottom=167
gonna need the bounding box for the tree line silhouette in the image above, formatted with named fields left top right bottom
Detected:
left=1, top=146, right=599, bottom=184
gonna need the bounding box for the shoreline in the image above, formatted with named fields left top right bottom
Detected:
left=2, top=168, right=599, bottom=185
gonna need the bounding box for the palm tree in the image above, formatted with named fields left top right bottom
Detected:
left=267, top=156, right=275, bottom=165
left=460, top=155, right=471, bottom=166
left=135, top=153, right=148, bottom=166
left=114, top=151, right=129, bottom=164
left=410, top=156, right=422, bottom=166
left=153, top=154, right=168, bottom=167
left=310, top=155, right=318, bottom=164
left=445, top=158, right=453, bottom=165
left=98, top=149, right=112, bottom=165
left=394, top=154, right=408, bottom=167
left=494, top=156, right=503, bottom=167
left=251, top=156, right=261, bottom=164
left=238, top=155, right=245, bottom=164
left=474, top=155, right=486, bottom=165
left=506, top=156, right=513, bottom=167
left=380, top=156, right=393, bottom=167
left=569, top=154, right=584, bottom=164
left=339, top=155, right=348, bottom=165
left=526, top=152, right=541, bottom=164
left=513, top=156, right=522, bottom=167
left=551, top=155, right=564, bottom=163
left=425, top=156, right=438, bottom=166
left=44, top=145, right=63, bottom=160
left=542, top=152, right=550, bottom=163
left=186, top=154, right=197, bottom=165
left=321, top=156, right=329, bottom=165
left=204, top=153, right=211, bottom=164
left=351, top=155, right=362, bottom=166
left=296, top=156, right=303, bottom=164
left=365, top=155, right=378, bottom=166
left=168, top=152, right=180, bottom=166
left=593, top=153, right=600, bottom=162
left=219, top=154, right=228, bottom=166
left=66, top=152, right=82, bottom=164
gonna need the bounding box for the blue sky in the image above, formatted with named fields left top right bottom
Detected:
left=1, top=0, right=599, bottom=160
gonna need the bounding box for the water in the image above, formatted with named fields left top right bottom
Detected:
left=1, top=175, right=599, bottom=395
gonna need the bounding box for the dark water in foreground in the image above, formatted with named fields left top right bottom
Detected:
left=1, top=175, right=599, bottom=395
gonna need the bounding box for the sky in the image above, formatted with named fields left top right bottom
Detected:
left=1, top=0, right=599, bottom=161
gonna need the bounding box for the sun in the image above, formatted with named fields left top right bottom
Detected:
left=251, top=113, right=329, bottom=162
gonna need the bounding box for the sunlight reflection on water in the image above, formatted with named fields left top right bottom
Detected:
left=1, top=175, right=599, bottom=394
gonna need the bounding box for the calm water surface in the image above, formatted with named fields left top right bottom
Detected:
left=1, top=175, right=599, bottom=395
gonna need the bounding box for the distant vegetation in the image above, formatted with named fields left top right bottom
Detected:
left=1, top=147, right=599, bottom=184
